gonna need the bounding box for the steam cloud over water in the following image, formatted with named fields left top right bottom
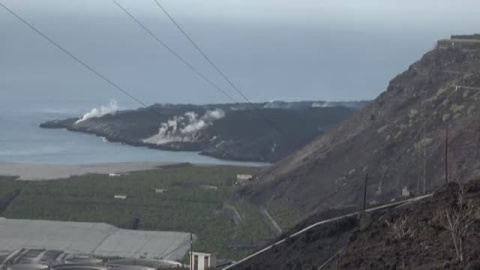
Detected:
left=76, top=100, right=119, bottom=124
left=143, top=109, right=225, bottom=145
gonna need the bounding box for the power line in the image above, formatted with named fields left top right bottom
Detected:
left=0, top=1, right=227, bottom=139
left=113, top=0, right=288, bottom=138
left=0, top=0, right=293, bottom=150
left=0, top=0, right=372, bottom=255
left=151, top=0, right=288, bottom=136
left=152, top=0, right=253, bottom=105
left=0, top=1, right=149, bottom=109
left=112, top=0, right=238, bottom=104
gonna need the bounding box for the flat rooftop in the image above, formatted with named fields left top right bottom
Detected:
left=451, top=34, right=480, bottom=40
left=0, top=219, right=191, bottom=261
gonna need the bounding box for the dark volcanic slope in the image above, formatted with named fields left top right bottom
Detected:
left=40, top=102, right=361, bottom=162
left=234, top=180, right=480, bottom=270
left=246, top=35, right=480, bottom=213
left=231, top=216, right=358, bottom=270
left=325, top=181, right=480, bottom=269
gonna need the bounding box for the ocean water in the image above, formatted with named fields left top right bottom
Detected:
left=2, top=2, right=478, bottom=166
left=0, top=99, right=266, bottom=166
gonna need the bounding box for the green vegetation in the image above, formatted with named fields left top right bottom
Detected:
left=232, top=202, right=274, bottom=242
left=0, top=176, right=19, bottom=199
left=0, top=166, right=287, bottom=260
left=267, top=203, right=306, bottom=230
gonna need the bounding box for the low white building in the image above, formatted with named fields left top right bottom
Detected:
left=155, top=188, right=166, bottom=194
left=237, top=174, right=253, bottom=181
left=402, top=187, right=411, bottom=197
left=235, top=174, right=253, bottom=186
left=190, top=252, right=216, bottom=270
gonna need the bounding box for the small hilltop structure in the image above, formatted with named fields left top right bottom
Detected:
left=437, top=34, right=480, bottom=51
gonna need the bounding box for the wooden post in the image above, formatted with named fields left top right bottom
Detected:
left=445, top=128, right=449, bottom=184
left=362, top=173, right=368, bottom=213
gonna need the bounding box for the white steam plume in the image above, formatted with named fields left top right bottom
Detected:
left=143, top=109, right=225, bottom=145
left=76, top=100, right=119, bottom=124
left=312, top=102, right=329, bottom=108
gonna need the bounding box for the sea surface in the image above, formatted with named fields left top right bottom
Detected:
left=0, top=99, right=266, bottom=166
left=2, top=3, right=477, bottom=166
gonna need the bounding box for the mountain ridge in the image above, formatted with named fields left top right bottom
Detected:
left=245, top=35, right=480, bottom=214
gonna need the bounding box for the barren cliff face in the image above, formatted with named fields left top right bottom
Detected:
left=249, top=37, right=480, bottom=214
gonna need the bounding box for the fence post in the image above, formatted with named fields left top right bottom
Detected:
left=362, top=173, right=368, bottom=213
left=445, top=128, right=449, bottom=184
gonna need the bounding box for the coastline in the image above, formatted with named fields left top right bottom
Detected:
left=42, top=124, right=275, bottom=163
left=0, top=162, right=191, bottom=181
left=0, top=161, right=267, bottom=181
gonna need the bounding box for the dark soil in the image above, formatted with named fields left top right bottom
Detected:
left=230, top=216, right=358, bottom=270
left=325, top=180, right=480, bottom=270
left=232, top=179, right=480, bottom=269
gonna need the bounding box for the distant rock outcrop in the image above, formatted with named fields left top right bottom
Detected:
left=40, top=101, right=364, bottom=162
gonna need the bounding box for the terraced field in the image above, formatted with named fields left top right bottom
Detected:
left=0, top=166, right=297, bottom=260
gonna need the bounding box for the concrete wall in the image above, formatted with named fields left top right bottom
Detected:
left=190, top=252, right=216, bottom=270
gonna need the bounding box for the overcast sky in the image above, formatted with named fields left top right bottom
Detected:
left=1, top=0, right=479, bottom=108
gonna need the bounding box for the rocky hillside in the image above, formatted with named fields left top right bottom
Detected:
left=245, top=35, right=480, bottom=213
left=233, top=180, right=480, bottom=270
left=40, top=101, right=365, bottom=162
left=326, top=181, right=480, bottom=269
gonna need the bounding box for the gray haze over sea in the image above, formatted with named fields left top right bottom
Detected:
left=1, top=0, right=479, bottom=165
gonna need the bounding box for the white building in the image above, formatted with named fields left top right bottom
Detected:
left=235, top=174, right=253, bottom=186
left=236, top=174, right=253, bottom=181
left=190, top=252, right=217, bottom=270
left=402, top=187, right=411, bottom=197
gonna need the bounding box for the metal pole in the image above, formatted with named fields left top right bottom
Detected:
left=445, top=128, right=449, bottom=184
left=362, top=173, right=368, bottom=213
left=423, top=90, right=427, bottom=194
left=190, top=233, right=193, bottom=270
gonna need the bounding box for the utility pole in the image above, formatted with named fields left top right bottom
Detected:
left=423, top=90, right=427, bottom=194
left=445, top=128, right=449, bottom=184
left=190, top=233, right=193, bottom=270
left=362, top=173, right=368, bottom=213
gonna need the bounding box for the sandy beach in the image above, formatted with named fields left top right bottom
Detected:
left=0, top=162, right=186, bottom=180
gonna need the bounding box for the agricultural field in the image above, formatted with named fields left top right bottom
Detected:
left=267, top=203, right=306, bottom=231
left=0, top=165, right=283, bottom=260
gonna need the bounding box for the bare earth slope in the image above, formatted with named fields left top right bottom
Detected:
left=325, top=181, right=480, bottom=269
left=246, top=35, right=480, bottom=214
left=233, top=180, right=480, bottom=270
